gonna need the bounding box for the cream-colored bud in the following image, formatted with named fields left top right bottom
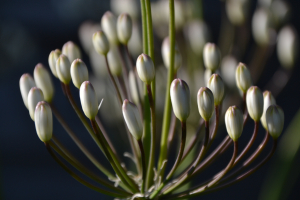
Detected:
left=79, top=81, right=98, bottom=120
left=203, top=43, right=221, bottom=72
left=56, top=54, right=71, bottom=84
left=197, top=87, right=214, bottom=122
left=34, top=63, right=54, bottom=102
left=20, top=73, right=36, bottom=109
left=107, top=45, right=122, bottom=76
left=128, top=70, right=140, bottom=105
left=235, top=62, right=252, bottom=93
left=101, top=11, right=119, bottom=44
left=261, top=91, right=276, bottom=130
left=117, top=13, right=132, bottom=45
left=207, top=74, right=225, bottom=105
left=62, top=41, right=82, bottom=63
left=70, top=59, right=89, bottom=89
left=28, top=87, right=44, bottom=121
left=246, top=86, right=264, bottom=122
left=48, top=49, right=61, bottom=78
left=93, top=31, right=110, bottom=55
left=170, top=79, right=190, bottom=122
left=225, top=106, right=244, bottom=141
left=136, top=53, right=155, bottom=84
left=122, top=99, right=143, bottom=140
left=266, top=105, right=284, bottom=139
left=161, top=37, right=182, bottom=72
left=35, top=101, right=53, bottom=142
left=226, top=0, right=250, bottom=26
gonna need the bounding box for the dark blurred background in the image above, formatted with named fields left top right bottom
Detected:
left=1, top=0, right=300, bottom=200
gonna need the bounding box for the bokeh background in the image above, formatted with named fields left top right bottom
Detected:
left=1, top=0, right=300, bottom=199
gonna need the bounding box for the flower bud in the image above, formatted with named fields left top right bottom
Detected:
left=136, top=53, right=155, bottom=84
left=197, top=87, right=214, bottom=122
left=266, top=105, right=284, bottom=139
left=161, top=37, right=182, bottom=72
left=48, top=49, right=61, bottom=78
left=117, top=13, right=132, bottom=44
left=35, top=101, right=53, bottom=142
left=203, top=43, right=221, bottom=72
left=62, top=41, right=82, bottom=63
left=28, top=87, right=44, bottom=121
left=226, top=0, right=250, bottom=26
left=56, top=54, right=71, bottom=84
left=235, top=62, right=252, bottom=93
left=261, top=91, right=276, bottom=130
left=246, top=86, right=264, bottom=122
left=70, top=59, right=89, bottom=89
left=93, top=30, right=110, bottom=55
left=170, top=79, right=190, bottom=122
left=220, top=55, right=238, bottom=88
left=207, top=74, right=225, bottom=105
left=107, top=45, right=123, bottom=76
left=122, top=99, right=143, bottom=140
left=225, top=106, right=244, bottom=141
left=101, top=11, right=119, bottom=44
left=129, top=70, right=140, bottom=105
left=20, top=73, right=36, bottom=109
left=34, top=63, right=54, bottom=102
left=79, top=81, right=98, bottom=120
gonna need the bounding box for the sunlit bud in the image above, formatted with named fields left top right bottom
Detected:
left=161, top=37, right=182, bottom=72
left=101, top=11, right=119, bottom=44
left=128, top=70, right=141, bottom=105
left=277, top=25, right=298, bottom=69
left=70, top=59, right=89, bottom=89
left=235, top=63, right=252, bottom=93
left=28, top=87, right=44, bottom=121
left=225, top=106, right=244, bottom=141
left=220, top=55, right=238, bottom=88
left=122, top=99, right=143, bottom=140
left=246, top=86, right=264, bottom=122
left=117, top=13, right=132, bottom=45
left=207, top=74, right=225, bottom=106
left=35, top=101, right=53, bottom=142
left=79, top=81, right=98, bottom=120
left=226, top=0, right=250, bottom=26
left=93, top=31, right=110, bottom=55
left=48, top=49, right=61, bottom=78
left=197, top=87, right=214, bottom=122
left=20, top=73, right=36, bottom=109
left=266, top=105, right=284, bottom=139
left=136, top=53, right=155, bottom=84
left=107, top=45, right=122, bottom=76
left=62, top=41, right=81, bottom=63
left=170, top=79, right=190, bottom=122
left=34, top=63, right=54, bottom=102
left=56, top=54, right=71, bottom=84
left=261, top=91, right=276, bottom=130
left=203, top=43, right=221, bottom=72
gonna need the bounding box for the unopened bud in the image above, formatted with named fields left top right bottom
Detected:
left=62, top=41, right=82, bottom=63
left=226, top=0, right=250, bottom=26
left=93, top=31, right=110, bottom=55
left=107, top=45, right=123, bottom=76
left=203, top=43, right=221, bottom=72
left=136, top=54, right=155, bottom=84
left=266, top=105, right=284, bottom=139
left=70, top=59, right=89, bottom=89
left=225, top=106, right=244, bottom=141
left=20, top=73, right=36, bottom=109
left=235, top=63, right=252, bottom=93
left=197, top=87, right=214, bottom=122
left=207, top=74, right=225, bottom=105
left=34, top=63, right=54, bottom=102
left=170, top=79, right=190, bottom=122
left=28, top=87, right=44, bottom=121
left=56, top=54, right=71, bottom=84
left=129, top=70, right=140, bottom=105
left=35, top=101, right=53, bottom=142
left=246, top=86, right=264, bottom=122
left=79, top=81, right=98, bottom=120
left=101, top=11, right=119, bottom=44
left=117, top=13, right=132, bottom=44
left=161, top=37, right=182, bottom=72
left=48, top=49, right=61, bottom=78
left=261, top=91, right=276, bottom=130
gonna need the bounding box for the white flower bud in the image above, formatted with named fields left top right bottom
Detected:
left=197, top=87, right=214, bottom=122
left=62, top=41, right=82, bottom=63
left=35, top=101, right=53, bottom=142
left=107, top=44, right=122, bottom=76
left=128, top=70, right=140, bottom=105
left=207, top=74, right=225, bottom=106
left=122, top=99, right=143, bottom=140
left=28, top=87, right=44, bottom=121
left=266, top=105, right=284, bottom=139
left=246, top=86, right=264, bottom=122
left=220, top=55, right=238, bottom=88
left=170, top=79, right=190, bottom=122
left=161, top=37, right=182, bottom=72
left=34, top=63, right=54, bottom=102
left=117, top=13, right=132, bottom=44
left=101, top=11, right=119, bottom=44
left=261, top=91, right=276, bottom=130
left=235, top=62, right=252, bottom=93
left=203, top=43, right=221, bottom=72
left=79, top=81, right=98, bottom=120
left=48, top=49, right=61, bottom=78
left=56, top=54, right=71, bottom=84
left=136, top=53, right=155, bottom=84
left=70, top=59, right=89, bottom=89
left=93, top=31, right=110, bottom=55
left=226, top=0, right=250, bottom=26
left=20, top=73, right=36, bottom=109
left=225, top=106, right=244, bottom=141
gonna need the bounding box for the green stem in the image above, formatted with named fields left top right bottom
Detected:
left=138, top=139, right=147, bottom=194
